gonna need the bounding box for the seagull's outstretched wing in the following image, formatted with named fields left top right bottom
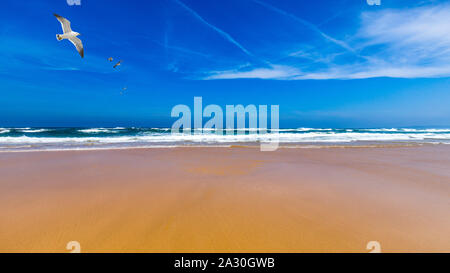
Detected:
left=54, top=14, right=72, bottom=34
left=113, top=60, right=122, bottom=68
left=68, top=37, right=84, bottom=58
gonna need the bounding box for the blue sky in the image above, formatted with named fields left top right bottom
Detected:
left=1, top=0, right=450, bottom=128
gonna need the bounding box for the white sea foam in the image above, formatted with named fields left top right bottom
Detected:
left=18, top=129, right=52, bottom=133
left=0, top=128, right=450, bottom=152
left=0, top=132, right=449, bottom=145
left=78, top=128, right=121, bottom=134
left=365, top=128, right=450, bottom=133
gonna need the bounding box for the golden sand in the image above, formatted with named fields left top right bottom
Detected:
left=0, top=146, right=449, bottom=252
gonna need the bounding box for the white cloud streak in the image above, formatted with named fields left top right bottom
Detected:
left=252, top=0, right=355, bottom=54
left=204, top=3, right=450, bottom=80
left=205, top=65, right=300, bottom=80
left=173, top=0, right=253, bottom=57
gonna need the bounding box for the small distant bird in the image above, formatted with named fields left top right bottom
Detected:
left=54, top=14, right=84, bottom=58
left=108, top=57, right=113, bottom=62
left=113, top=60, right=122, bottom=68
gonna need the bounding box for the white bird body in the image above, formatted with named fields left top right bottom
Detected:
left=54, top=14, right=84, bottom=58
left=57, top=31, right=80, bottom=40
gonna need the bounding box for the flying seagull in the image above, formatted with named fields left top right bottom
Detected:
left=108, top=57, right=113, bottom=62
left=54, top=14, right=84, bottom=58
left=113, top=60, right=122, bottom=68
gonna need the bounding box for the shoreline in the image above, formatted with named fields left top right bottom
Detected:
left=0, top=141, right=439, bottom=153
left=1, top=145, right=449, bottom=252
left=1, top=127, right=450, bottom=153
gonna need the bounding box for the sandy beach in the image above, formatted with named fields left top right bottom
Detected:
left=0, top=145, right=449, bottom=253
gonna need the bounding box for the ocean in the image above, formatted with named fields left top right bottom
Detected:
left=0, top=127, right=449, bottom=152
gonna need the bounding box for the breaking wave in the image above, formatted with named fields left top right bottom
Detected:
left=0, top=127, right=449, bottom=151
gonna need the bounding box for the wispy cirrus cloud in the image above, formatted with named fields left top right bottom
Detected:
left=252, top=0, right=356, bottom=54
left=173, top=0, right=253, bottom=57
left=205, top=65, right=300, bottom=80
left=202, top=2, right=450, bottom=80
